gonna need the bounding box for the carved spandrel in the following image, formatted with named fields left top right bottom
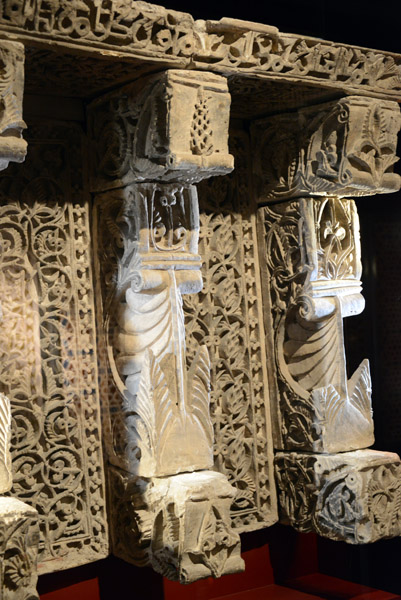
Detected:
left=183, top=130, right=278, bottom=532
left=0, top=122, right=108, bottom=573
left=275, top=449, right=401, bottom=544
left=253, top=96, right=401, bottom=200
left=0, top=40, right=27, bottom=171
left=89, top=70, right=233, bottom=192
left=258, top=198, right=374, bottom=453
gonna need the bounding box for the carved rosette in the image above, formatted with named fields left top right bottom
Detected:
left=91, top=69, right=244, bottom=581
left=254, top=95, right=401, bottom=544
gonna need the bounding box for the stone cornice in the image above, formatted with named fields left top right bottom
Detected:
left=0, top=2, right=400, bottom=101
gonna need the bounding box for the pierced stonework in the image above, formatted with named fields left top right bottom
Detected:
left=258, top=197, right=373, bottom=453
left=253, top=96, right=401, bottom=200
left=275, top=450, right=401, bottom=544
left=89, top=69, right=233, bottom=191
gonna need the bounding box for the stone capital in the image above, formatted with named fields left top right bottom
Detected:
left=253, top=96, right=401, bottom=200
left=89, top=69, right=233, bottom=191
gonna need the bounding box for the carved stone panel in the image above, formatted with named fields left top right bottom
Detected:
left=258, top=198, right=374, bottom=453
left=0, top=121, right=108, bottom=573
left=253, top=96, right=401, bottom=200
left=183, top=129, right=278, bottom=532
left=275, top=449, right=401, bottom=544
left=0, top=497, right=39, bottom=600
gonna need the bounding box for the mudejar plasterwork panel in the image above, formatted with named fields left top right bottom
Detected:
left=0, top=120, right=108, bottom=573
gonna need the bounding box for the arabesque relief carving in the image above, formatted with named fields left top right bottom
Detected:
left=91, top=69, right=245, bottom=582
left=0, top=121, right=108, bottom=573
left=255, top=95, right=401, bottom=543
left=183, top=129, right=277, bottom=532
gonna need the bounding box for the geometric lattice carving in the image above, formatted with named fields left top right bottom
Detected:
left=275, top=449, right=401, bottom=544
left=0, top=121, right=108, bottom=573
left=253, top=97, right=401, bottom=200
left=184, top=129, right=278, bottom=531
left=258, top=197, right=374, bottom=453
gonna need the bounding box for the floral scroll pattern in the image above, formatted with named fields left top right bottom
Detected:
left=183, top=130, right=277, bottom=532
left=0, top=122, right=107, bottom=572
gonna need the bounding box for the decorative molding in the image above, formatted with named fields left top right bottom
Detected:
left=88, top=69, right=233, bottom=191
left=183, top=129, right=278, bottom=532
left=0, top=497, right=39, bottom=600
left=258, top=197, right=373, bottom=453
left=1, top=4, right=401, bottom=100
left=91, top=69, right=244, bottom=581
left=275, top=449, right=401, bottom=544
left=253, top=96, right=401, bottom=200
left=0, top=40, right=27, bottom=171
left=0, top=121, right=108, bottom=573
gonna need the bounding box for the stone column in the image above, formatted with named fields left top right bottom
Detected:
left=0, top=40, right=39, bottom=600
left=89, top=70, right=244, bottom=582
left=253, top=96, right=401, bottom=543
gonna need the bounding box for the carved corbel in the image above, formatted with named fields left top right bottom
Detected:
left=0, top=41, right=39, bottom=599
left=253, top=96, right=401, bottom=543
left=90, top=69, right=244, bottom=581
left=0, top=41, right=27, bottom=171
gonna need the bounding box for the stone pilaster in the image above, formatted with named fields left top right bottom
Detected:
left=253, top=96, right=401, bottom=543
left=89, top=69, right=244, bottom=581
